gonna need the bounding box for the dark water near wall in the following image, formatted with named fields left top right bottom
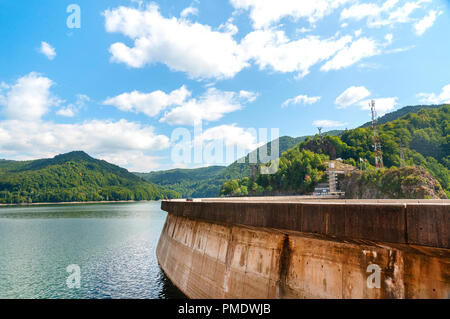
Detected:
left=0, top=202, right=185, bottom=299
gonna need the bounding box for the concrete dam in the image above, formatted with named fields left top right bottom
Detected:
left=156, top=198, right=450, bottom=299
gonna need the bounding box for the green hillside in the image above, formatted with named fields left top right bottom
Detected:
left=137, top=135, right=310, bottom=197
left=135, top=166, right=226, bottom=198
left=359, top=104, right=443, bottom=128
left=0, top=151, right=180, bottom=204
left=221, top=105, right=449, bottom=198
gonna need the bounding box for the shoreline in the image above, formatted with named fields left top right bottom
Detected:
left=0, top=200, right=161, bottom=207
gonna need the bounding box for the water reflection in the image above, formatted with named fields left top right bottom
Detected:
left=0, top=202, right=185, bottom=299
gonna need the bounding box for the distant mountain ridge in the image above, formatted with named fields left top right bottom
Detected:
left=220, top=104, right=449, bottom=199
left=358, top=104, right=443, bottom=128
left=137, top=135, right=310, bottom=197
left=138, top=103, right=449, bottom=198
left=0, top=151, right=179, bottom=204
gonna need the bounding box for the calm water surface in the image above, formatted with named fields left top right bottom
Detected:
left=0, top=202, right=185, bottom=299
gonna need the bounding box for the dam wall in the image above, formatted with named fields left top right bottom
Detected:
left=156, top=199, right=450, bottom=299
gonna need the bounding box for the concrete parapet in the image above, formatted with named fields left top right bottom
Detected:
left=161, top=199, right=449, bottom=249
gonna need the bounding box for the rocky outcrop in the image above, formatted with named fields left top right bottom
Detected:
left=341, top=166, right=447, bottom=199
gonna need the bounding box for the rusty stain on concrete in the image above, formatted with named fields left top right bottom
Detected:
left=157, top=199, right=450, bottom=299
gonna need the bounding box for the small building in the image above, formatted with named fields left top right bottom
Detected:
left=313, top=183, right=330, bottom=196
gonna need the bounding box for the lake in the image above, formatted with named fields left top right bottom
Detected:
left=0, top=202, right=185, bottom=299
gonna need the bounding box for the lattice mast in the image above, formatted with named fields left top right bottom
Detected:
left=370, top=100, right=383, bottom=169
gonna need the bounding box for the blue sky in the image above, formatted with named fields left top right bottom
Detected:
left=0, top=0, right=449, bottom=171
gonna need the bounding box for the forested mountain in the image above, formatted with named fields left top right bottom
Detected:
left=359, top=104, right=443, bottom=128
left=1, top=104, right=446, bottom=202
left=0, top=151, right=180, bottom=204
left=137, top=133, right=342, bottom=198
left=139, top=104, right=445, bottom=199
left=221, top=105, right=449, bottom=199
left=135, top=166, right=226, bottom=198
left=137, top=135, right=310, bottom=197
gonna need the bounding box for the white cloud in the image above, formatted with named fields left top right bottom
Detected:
left=98, top=152, right=164, bottom=172
left=180, top=6, right=198, bottom=18
left=241, top=29, right=352, bottom=77
left=335, top=85, right=398, bottom=115
left=160, top=88, right=257, bottom=125
left=103, top=86, right=190, bottom=117
left=341, top=0, right=431, bottom=28
left=340, top=2, right=382, bottom=21
left=104, top=4, right=248, bottom=79
left=0, top=72, right=60, bottom=121
left=0, top=119, right=170, bottom=171
left=312, top=120, right=347, bottom=128
left=0, top=82, right=9, bottom=90
left=297, top=27, right=312, bottom=34
left=359, top=97, right=398, bottom=115
left=103, top=2, right=405, bottom=80
left=414, top=10, right=441, bottom=36
left=238, top=90, right=259, bottom=103
left=417, top=84, right=450, bottom=104
left=282, top=94, right=321, bottom=107
left=386, top=2, right=421, bottom=25
left=0, top=73, right=170, bottom=171
left=385, top=33, right=393, bottom=45
left=230, top=0, right=351, bottom=29
left=335, top=86, right=371, bottom=108
left=57, top=94, right=90, bottom=117
left=321, top=37, right=379, bottom=71
left=193, top=124, right=261, bottom=153
left=104, top=86, right=256, bottom=125
left=219, top=18, right=239, bottom=36
left=39, top=41, right=56, bottom=60
left=56, top=108, right=75, bottom=117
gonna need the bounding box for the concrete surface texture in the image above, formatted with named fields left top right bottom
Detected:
left=157, top=199, right=449, bottom=299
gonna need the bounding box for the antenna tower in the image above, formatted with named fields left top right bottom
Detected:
left=370, top=100, right=383, bottom=169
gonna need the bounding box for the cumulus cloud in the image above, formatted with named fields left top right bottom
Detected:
left=103, top=2, right=407, bottom=80
left=385, top=33, right=393, bottom=45
left=340, top=0, right=428, bottom=28
left=417, top=84, right=450, bottom=104
left=104, top=85, right=256, bottom=125
left=39, top=41, right=56, bottom=60
left=103, top=86, right=190, bottom=117
left=180, top=6, right=198, bottom=18
left=414, top=10, right=441, bottom=36
left=160, top=88, right=257, bottom=126
left=0, top=73, right=170, bottom=171
left=0, top=119, right=170, bottom=171
left=0, top=72, right=61, bottom=121
left=312, top=120, right=347, bottom=128
left=282, top=94, right=321, bottom=107
left=57, top=94, right=90, bottom=117
left=335, top=86, right=371, bottom=108
left=241, top=29, right=352, bottom=77
left=101, top=152, right=164, bottom=172
left=230, top=0, right=351, bottom=29
left=193, top=124, right=262, bottom=156
left=321, top=37, right=379, bottom=71
left=104, top=4, right=248, bottom=79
